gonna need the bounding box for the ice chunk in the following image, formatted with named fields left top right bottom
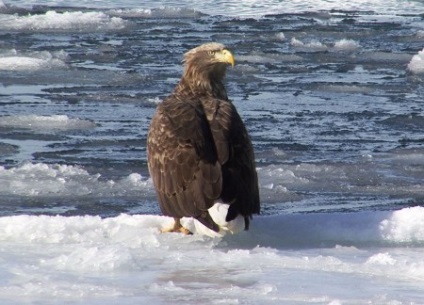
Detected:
left=407, top=48, right=424, bottom=74
left=379, top=206, right=424, bottom=242
left=0, top=162, right=152, bottom=197
left=0, top=10, right=127, bottom=31
left=333, top=39, right=359, bottom=51
left=290, top=37, right=304, bottom=47
left=0, top=56, right=66, bottom=71
left=366, top=253, right=396, bottom=265
left=291, top=37, right=328, bottom=51
left=0, top=115, right=95, bottom=131
left=275, top=32, right=285, bottom=41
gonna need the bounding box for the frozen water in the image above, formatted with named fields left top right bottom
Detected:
left=0, top=208, right=424, bottom=304
left=408, top=48, right=424, bottom=74
left=0, top=115, right=95, bottom=131
left=0, top=162, right=152, bottom=197
left=0, top=50, right=68, bottom=71
left=333, top=39, right=359, bottom=51
left=6, top=0, right=424, bottom=16
left=0, top=10, right=127, bottom=31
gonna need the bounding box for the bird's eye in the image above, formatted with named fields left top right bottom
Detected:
left=208, top=50, right=215, bottom=56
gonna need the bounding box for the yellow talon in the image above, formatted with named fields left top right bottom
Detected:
left=161, top=218, right=192, bottom=235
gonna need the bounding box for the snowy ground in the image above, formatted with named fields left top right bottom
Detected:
left=1, top=208, right=424, bottom=304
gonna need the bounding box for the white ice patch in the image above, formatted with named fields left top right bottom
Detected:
left=258, top=165, right=309, bottom=188
left=108, top=7, right=200, bottom=18
left=407, top=48, right=424, bottom=74
left=366, top=252, right=396, bottom=265
left=290, top=37, right=328, bottom=51
left=291, top=38, right=359, bottom=52
left=275, top=32, right=286, bottom=41
left=0, top=115, right=95, bottom=132
left=333, top=39, right=359, bottom=51
left=108, top=8, right=153, bottom=18
left=147, top=97, right=163, bottom=104
left=0, top=10, right=126, bottom=31
left=379, top=206, right=424, bottom=243
left=237, top=52, right=302, bottom=64
left=0, top=50, right=68, bottom=71
left=1, top=207, right=423, bottom=245
left=0, top=208, right=424, bottom=304
left=0, top=162, right=152, bottom=197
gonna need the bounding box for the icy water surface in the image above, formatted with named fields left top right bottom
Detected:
left=0, top=0, right=424, bottom=304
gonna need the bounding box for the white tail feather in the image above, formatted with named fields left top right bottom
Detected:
left=193, top=202, right=245, bottom=237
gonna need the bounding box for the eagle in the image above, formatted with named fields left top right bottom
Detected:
left=147, top=42, right=260, bottom=236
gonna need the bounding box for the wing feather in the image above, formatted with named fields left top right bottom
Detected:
left=147, top=95, right=222, bottom=222
left=147, top=93, right=260, bottom=232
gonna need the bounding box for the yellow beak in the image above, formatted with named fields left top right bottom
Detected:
left=217, top=49, right=235, bottom=67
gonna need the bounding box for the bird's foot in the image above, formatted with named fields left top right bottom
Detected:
left=160, top=226, right=192, bottom=235
left=160, top=218, right=192, bottom=235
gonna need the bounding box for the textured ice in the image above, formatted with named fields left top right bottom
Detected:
left=333, top=39, right=359, bottom=51
left=0, top=208, right=424, bottom=304
left=407, top=48, right=424, bottom=74
left=290, top=38, right=328, bottom=51
left=108, top=7, right=202, bottom=18
left=0, top=50, right=68, bottom=71
left=291, top=38, right=359, bottom=52
left=0, top=115, right=95, bottom=131
left=0, top=162, right=152, bottom=197
left=0, top=10, right=126, bottom=31
left=8, top=0, right=424, bottom=16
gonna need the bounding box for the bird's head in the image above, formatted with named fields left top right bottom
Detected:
left=180, top=42, right=235, bottom=97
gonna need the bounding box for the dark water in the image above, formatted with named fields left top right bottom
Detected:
left=0, top=6, right=423, bottom=217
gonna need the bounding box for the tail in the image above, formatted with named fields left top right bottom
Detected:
left=226, top=203, right=250, bottom=230
left=195, top=213, right=220, bottom=232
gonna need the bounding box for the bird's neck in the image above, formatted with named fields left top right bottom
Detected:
left=176, top=66, right=228, bottom=100
left=176, top=77, right=228, bottom=100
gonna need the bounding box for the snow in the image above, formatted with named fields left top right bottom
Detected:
left=0, top=208, right=423, bottom=304
left=0, top=161, right=422, bottom=303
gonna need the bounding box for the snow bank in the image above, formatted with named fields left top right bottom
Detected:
left=1, top=207, right=423, bottom=246
left=0, top=209, right=423, bottom=303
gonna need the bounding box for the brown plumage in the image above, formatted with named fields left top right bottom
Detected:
left=147, top=42, right=260, bottom=234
